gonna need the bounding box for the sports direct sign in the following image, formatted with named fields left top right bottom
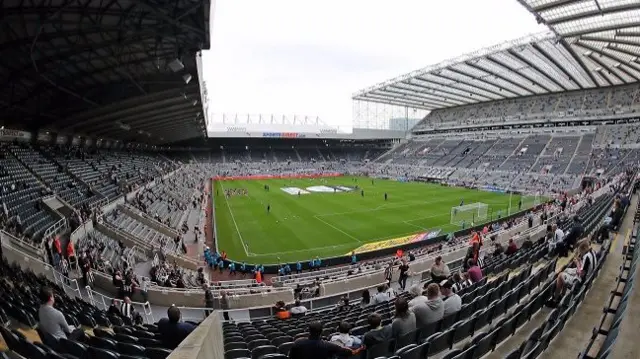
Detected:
left=262, top=132, right=305, bottom=138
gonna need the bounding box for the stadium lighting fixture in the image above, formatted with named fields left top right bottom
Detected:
left=182, top=74, right=192, bottom=84
left=168, top=59, right=185, bottom=72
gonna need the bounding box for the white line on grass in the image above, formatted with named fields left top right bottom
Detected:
left=218, top=181, right=251, bottom=256
left=248, top=243, right=356, bottom=256
left=316, top=197, right=455, bottom=217
left=313, top=215, right=362, bottom=243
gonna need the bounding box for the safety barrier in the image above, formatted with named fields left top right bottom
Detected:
left=51, top=269, right=83, bottom=299
left=84, top=286, right=155, bottom=324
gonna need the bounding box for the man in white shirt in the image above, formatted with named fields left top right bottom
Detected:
left=407, top=284, right=428, bottom=309
left=440, top=280, right=462, bottom=317
left=330, top=322, right=362, bottom=349
left=289, top=300, right=308, bottom=316
left=371, top=285, right=390, bottom=305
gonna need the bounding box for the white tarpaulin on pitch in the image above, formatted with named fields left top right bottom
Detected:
left=306, top=185, right=338, bottom=193
left=280, top=187, right=310, bottom=195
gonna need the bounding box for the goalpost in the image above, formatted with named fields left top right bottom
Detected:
left=451, top=202, right=489, bottom=226
left=510, top=191, right=542, bottom=214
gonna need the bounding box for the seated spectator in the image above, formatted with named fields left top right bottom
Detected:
left=107, top=298, right=122, bottom=317
left=289, top=322, right=355, bottom=359
left=430, top=256, right=450, bottom=282
left=466, top=259, right=483, bottom=283
left=363, top=313, right=391, bottom=348
left=274, top=301, right=291, bottom=320
left=361, top=289, right=371, bottom=307
left=407, top=284, right=428, bottom=309
left=412, top=283, right=444, bottom=328
left=450, top=272, right=471, bottom=293
left=371, top=285, right=390, bottom=305
left=548, top=239, right=597, bottom=307
left=330, top=321, right=362, bottom=349
left=505, top=238, right=518, bottom=255
left=440, top=280, right=462, bottom=317
left=38, top=287, right=85, bottom=340
left=391, top=298, right=416, bottom=338
left=158, top=305, right=197, bottom=349
left=336, top=295, right=351, bottom=312
left=493, top=243, right=504, bottom=257
left=290, top=300, right=308, bottom=316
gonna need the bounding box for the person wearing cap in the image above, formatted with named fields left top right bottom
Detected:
left=440, top=280, right=462, bottom=317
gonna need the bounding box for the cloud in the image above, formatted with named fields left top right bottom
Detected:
left=202, top=0, right=546, bottom=129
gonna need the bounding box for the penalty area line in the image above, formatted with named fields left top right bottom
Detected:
left=313, top=215, right=362, bottom=243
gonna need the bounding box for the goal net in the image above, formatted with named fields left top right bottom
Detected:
left=451, top=202, right=489, bottom=226
left=513, top=192, right=541, bottom=213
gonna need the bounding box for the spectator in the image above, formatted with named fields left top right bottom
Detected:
left=407, top=284, right=428, bottom=309
left=219, top=290, right=230, bottom=321
left=274, top=301, right=291, bottom=320
left=290, top=300, right=308, bottom=316
left=203, top=284, right=214, bottom=317
left=107, top=298, right=122, bottom=317
left=412, top=283, right=444, bottom=328
left=450, top=272, right=470, bottom=293
left=505, top=238, right=518, bottom=256
left=363, top=313, right=391, bottom=348
left=361, top=290, right=371, bottom=307
left=38, top=287, right=85, bottom=340
left=289, top=322, right=354, bottom=359
left=440, top=280, right=462, bottom=317
left=430, top=256, right=450, bottom=282
left=467, top=259, right=483, bottom=283
left=120, top=296, right=134, bottom=323
left=157, top=306, right=197, bottom=349
left=398, top=259, right=410, bottom=290
left=330, top=321, right=362, bottom=349
left=371, top=285, right=390, bottom=305
left=548, top=239, right=597, bottom=307
left=493, top=242, right=504, bottom=257
left=391, top=298, right=416, bottom=338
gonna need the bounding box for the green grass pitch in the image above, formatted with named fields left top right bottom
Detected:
left=213, top=176, right=529, bottom=264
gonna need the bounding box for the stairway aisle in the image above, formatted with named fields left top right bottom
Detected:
left=544, top=194, right=637, bottom=358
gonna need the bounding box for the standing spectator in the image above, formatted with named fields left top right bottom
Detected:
left=289, top=322, right=354, bottom=359
left=505, top=238, right=518, bottom=256
left=430, top=256, right=450, bottom=283
left=412, top=283, right=444, bottom=328
left=157, top=306, right=197, bottom=349
left=384, top=262, right=393, bottom=287
left=140, top=277, right=149, bottom=303
left=219, top=290, right=230, bottom=321
left=398, top=259, right=410, bottom=291
left=120, top=297, right=134, bottom=324
left=391, top=298, right=416, bottom=338
left=466, top=259, right=483, bottom=283
left=204, top=284, right=214, bottom=317
left=440, top=280, right=462, bottom=317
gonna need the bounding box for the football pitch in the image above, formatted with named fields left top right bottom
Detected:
left=213, top=176, right=530, bottom=264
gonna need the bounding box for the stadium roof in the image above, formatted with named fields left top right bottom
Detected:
left=353, top=0, right=640, bottom=111
left=0, top=0, right=211, bottom=144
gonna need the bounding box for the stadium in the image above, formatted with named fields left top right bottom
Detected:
left=0, top=1, right=639, bottom=359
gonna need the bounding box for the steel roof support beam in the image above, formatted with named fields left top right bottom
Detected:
left=560, top=39, right=599, bottom=87
left=413, top=76, right=494, bottom=101
left=446, top=67, right=520, bottom=97
left=404, top=78, right=486, bottom=102
left=464, top=61, right=536, bottom=95
left=532, top=0, right=581, bottom=12
left=546, top=3, right=640, bottom=25
left=575, top=41, right=640, bottom=82
left=377, top=87, right=467, bottom=107
left=373, top=89, right=460, bottom=108
left=362, top=93, right=438, bottom=109
left=581, top=50, right=625, bottom=85
left=486, top=54, right=553, bottom=93
left=562, top=22, right=640, bottom=38
left=581, top=35, right=640, bottom=49
left=354, top=96, right=433, bottom=111
left=135, top=0, right=206, bottom=36
left=433, top=71, right=510, bottom=99
left=529, top=42, right=578, bottom=90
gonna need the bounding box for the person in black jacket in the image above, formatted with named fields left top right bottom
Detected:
left=289, top=322, right=354, bottom=359
left=563, top=216, right=584, bottom=251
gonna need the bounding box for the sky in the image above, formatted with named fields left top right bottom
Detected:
left=202, top=0, right=546, bottom=131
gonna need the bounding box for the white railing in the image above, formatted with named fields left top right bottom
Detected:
left=84, top=286, right=154, bottom=324
left=43, top=217, right=68, bottom=242
left=51, top=269, right=83, bottom=299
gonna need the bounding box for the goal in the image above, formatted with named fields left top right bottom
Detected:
left=512, top=192, right=541, bottom=213
left=451, top=202, right=489, bottom=226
